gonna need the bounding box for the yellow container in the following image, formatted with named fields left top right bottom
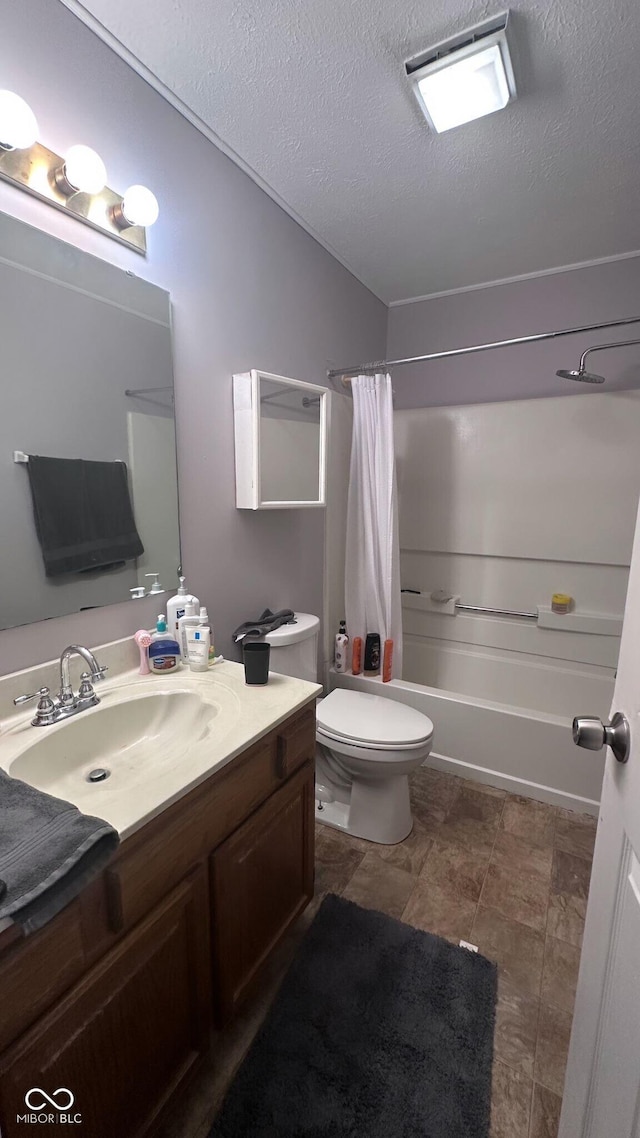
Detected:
left=552, top=593, right=573, bottom=614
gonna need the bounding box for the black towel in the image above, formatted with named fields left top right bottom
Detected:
left=232, top=608, right=296, bottom=642
left=27, top=456, right=144, bottom=577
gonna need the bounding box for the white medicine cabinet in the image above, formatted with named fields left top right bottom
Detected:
left=233, top=370, right=328, bottom=509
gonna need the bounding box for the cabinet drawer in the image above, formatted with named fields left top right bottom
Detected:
left=275, top=706, right=316, bottom=780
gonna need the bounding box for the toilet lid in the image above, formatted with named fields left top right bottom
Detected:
left=316, top=689, right=433, bottom=747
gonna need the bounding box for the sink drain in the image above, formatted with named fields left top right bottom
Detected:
left=87, top=768, right=110, bottom=783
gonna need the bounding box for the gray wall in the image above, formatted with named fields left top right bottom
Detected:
left=0, top=0, right=385, bottom=674
left=387, top=257, right=640, bottom=408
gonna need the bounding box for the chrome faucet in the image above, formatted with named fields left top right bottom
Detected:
left=58, top=645, right=107, bottom=709
left=14, top=644, right=108, bottom=727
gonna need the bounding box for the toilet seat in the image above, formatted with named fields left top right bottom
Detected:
left=316, top=689, right=433, bottom=750
left=317, top=727, right=432, bottom=753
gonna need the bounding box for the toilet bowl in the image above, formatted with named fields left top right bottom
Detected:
left=315, top=688, right=433, bottom=844
left=261, top=614, right=434, bottom=846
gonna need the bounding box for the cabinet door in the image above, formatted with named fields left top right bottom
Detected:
left=211, top=759, right=315, bottom=1023
left=0, top=868, right=211, bottom=1138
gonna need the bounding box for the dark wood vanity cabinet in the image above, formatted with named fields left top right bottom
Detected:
left=0, top=701, right=316, bottom=1138
left=0, top=870, right=211, bottom=1138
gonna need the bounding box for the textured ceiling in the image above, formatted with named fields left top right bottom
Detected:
left=67, top=0, right=640, bottom=302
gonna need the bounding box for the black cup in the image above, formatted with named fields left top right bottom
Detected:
left=243, top=641, right=271, bottom=685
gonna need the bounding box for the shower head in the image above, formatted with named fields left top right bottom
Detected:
left=556, top=368, right=605, bottom=384
left=557, top=335, right=640, bottom=386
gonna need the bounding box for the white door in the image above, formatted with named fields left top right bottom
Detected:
left=560, top=494, right=640, bottom=1137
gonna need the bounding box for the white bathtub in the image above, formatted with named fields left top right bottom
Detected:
left=330, top=664, right=607, bottom=815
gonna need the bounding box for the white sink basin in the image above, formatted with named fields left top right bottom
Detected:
left=4, top=676, right=244, bottom=819
left=10, top=689, right=220, bottom=795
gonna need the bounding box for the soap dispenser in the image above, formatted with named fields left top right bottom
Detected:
left=148, top=615, right=181, bottom=673
left=145, top=572, right=165, bottom=595
left=167, top=576, right=200, bottom=638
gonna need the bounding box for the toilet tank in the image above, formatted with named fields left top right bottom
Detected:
left=262, top=613, right=319, bottom=682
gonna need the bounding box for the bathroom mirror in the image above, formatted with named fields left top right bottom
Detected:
left=233, top=369, right=328, bottom=509
left=0, top=210, right=180, bottom=631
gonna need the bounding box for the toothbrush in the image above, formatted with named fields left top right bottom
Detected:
left=134, top=629, right=152, bottom=675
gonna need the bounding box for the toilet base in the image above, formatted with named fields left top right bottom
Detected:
left=314, top=772, right=413, bottom=845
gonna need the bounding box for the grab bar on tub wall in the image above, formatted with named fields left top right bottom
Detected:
left=401, top=589, right=538, bottom=621
left=454, top=602, right=538, bottom=620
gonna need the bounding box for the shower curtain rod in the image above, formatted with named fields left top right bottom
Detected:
left=326, top=314, right=640, bottom=380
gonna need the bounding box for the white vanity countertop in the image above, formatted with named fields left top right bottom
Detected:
left=0, top=660, right=320, bottom=842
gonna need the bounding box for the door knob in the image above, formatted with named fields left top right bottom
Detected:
left=572, top=712, right=630, bottom=764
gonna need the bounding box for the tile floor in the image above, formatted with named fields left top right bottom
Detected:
left=158, top=766, right=596, bottom=1138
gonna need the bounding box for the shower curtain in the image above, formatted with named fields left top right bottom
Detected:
left=345, top=373, right=402, bottom=677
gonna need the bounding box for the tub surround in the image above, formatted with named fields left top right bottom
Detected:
left=353, top=388, right=640, bottom=816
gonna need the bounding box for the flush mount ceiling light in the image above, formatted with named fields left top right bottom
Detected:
left=405, top=11, right=517, bottom=134
left=0, top=87, right=158, bottom=254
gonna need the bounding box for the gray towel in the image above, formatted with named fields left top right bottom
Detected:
left=0, top=770, right=119, bottom=935
left=27, top=455, right=144, bottom=577
left=232, top=608, right=296, bottom=643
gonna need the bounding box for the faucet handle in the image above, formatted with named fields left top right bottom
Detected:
left=14, top=686, right=51, bottom=706
left=13, top=687, right=57, bottom=726
left=78, top=672, right=102, bottom=708
left=79, top=672, right=95, bottom=699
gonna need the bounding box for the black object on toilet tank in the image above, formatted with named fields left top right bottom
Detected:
left=364, top=633, right=381, bottom=675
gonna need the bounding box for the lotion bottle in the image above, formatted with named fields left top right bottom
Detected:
left=187, top=608, right=211, bottom=673
left=167, top=576, right=200, bottom=639
left=198, top=606, right=216, bottom=666
left=334, top=620, right=349, bottom=672
left=382, top=639, right=393, bottom=682
left=177, top=602, right=199, bottom=662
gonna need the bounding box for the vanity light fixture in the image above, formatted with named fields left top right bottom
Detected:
left=0, top=90, right=38, bottom=151
left=0, top=88, right=158, bottom=254
left=405, top=11, right=517, bottom=134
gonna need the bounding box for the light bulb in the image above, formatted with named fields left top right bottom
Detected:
left=0, top=90, right=38, bottom=150
left=62, top=145, right=107, bottom=194
left=121, top=184, right=159, bottom=227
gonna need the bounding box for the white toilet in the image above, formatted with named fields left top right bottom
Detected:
left=263, top=613, right=434, bottom=845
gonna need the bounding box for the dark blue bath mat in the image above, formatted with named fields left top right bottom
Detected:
left=209, top=892, right=497, bottom=1137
